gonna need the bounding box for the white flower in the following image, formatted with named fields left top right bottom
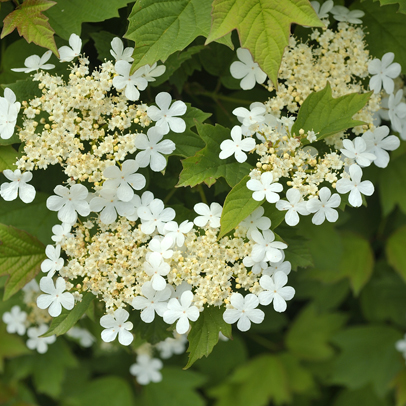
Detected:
left=135, top=127, right=176, bottom=171
left=242, top=255, right=268, bottom=275
left=47, top=184, right=90, bottom=225
left=331, top=5, right=364, bottom=24
left=67, top=327, right=95, bottom=347
left=58, top=33, right=82, bottom=62
left=262, top=256, right=291, bottom=277
left=396, top=335, right=406, bottom=359
left=276, top=188, right=309, bottom=226
left=147, top=236, right=174, bottom=262
left=2, top=305, right=27, bottom=335
left=126, top=190, right=154, bottom=222
left=132, top=281, right=171, bottom=322
left=340, top=137, right=376, bottom=167
left=103, top=159, right=146, bottom=202
left=169, top=281, right=192, bottom=301
left=163, top=220, right=194, bottom=247
left=156, top=333, right=187, bottom=359
left=247, top=172, right=283, bottom=203
left=90, top=189, right=136, bottom=224
left=219, top=126, right=256, bottom=163
left=136, top=62, right=166, bottom=82
left=11, top=50, right=54, bottom=73
left=336, top=164, right=374, bottom=207
left=307, top=187, right=341, bottom=225
left=147, top=92, right=187, bottom=134
left=368, top=52, right=401, bottom=95
left=0, top=93, right=20, bottom=140
left=113, top=60, right=148, bottom=101
left=232, top=105, right=266, bottom=127
left=130, top=354, right=163, bottom=385
left=230, top=48, right=267, bottom=90
left=239, top=206, right=271, bottom=239
left=110, top=37, right=134, bottom=62
left=251, top=229, right=287, bottom=263
left=26, top=324, right=56, bottom=354
left=387, top=90, right=406, bottom=133
left=258, top=272, right=295, bottom=312
left=311, top=0, right=334, bottom=19
left=0, top=169, right=36, bottom=203
left=100, top=308, right=133, bottom=346
left=41, top=245, right=64, bottom=277
left=143, top=256, right=170, bottom=291
left=362, top=126, right=400, bottom=168
left=138, top=198, right=175, bottom=234
left=223, top=293, right=264, bottom=331
left=51, top=223, right=72, bottom=243
left=37, top=277, right=74, bottom=317
left=163, top=290, right=199, bottom=334
left=193, top=202, right=222, bottom=228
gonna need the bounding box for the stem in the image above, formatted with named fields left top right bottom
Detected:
left=197, top=91, right=252, bottom=105
left=163, top=188, right=177, bottom=205
left=197, top=184, right=208, bottom=204
left=248, top=333, right=278, bottom=351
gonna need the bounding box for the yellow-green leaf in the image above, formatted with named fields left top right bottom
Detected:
left=0, top=145, right=20, bottom=171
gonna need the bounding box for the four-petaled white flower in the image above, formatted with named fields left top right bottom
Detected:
left=331, top=5, right=364, bottom=24
left=232, top=105, right=266, bottom=127
left=147, top=92, right=187, bottom=134
left=0, top=169, right=36, bottom=203
left=51, top=223, right=72, bottom=243
left=276, top=188, right=309, bottom=226
left=127, top=190, right=154, bottom=222
left=251, top=229, right=287, bottom=263
left=223, top=292, right=264, bottom=332
left=156, top=333, right=187, bottom=359
left=90, top=188, right=136, bottom=224
left=110, top=37, right=134, bottom=62
left=0, top=89, right=20, bottom=140
left=132, top=281, right=171, bottom=322
left=67, top=327, right=95, bottom=347
left=135, top=127, right=176, bottom=171
left=247, top=172, right=283, bottom=203
left=243, top=255, right=268, bottom=275
left=163, top=290, right=200, bottom=334
left=137, top=62, right=166, bottom=83
left=58, top=33, right=82, bottom=62
left=311, top=0, right=334, bottom=19
left=193, top=202, right=222, bottom=228
left=340, top=137, right=376, bottom=167
left=387, top=90, right=406, bottom=133
left=41, top=245, right=64, bottom=277
left=362, top=126, right=400, bottom=168
left=2, top=305, right=27, bottom=335
left=239, top=206, right=271, bottom=239
left=113, top=60, right=148, bottom=101
left=26, top=324, right=56, bottom=354
left=103, top=160, right=146, bottom=202
left=336, top=164, right=374, bottom=207
left=262, top=256, right=292, bottom=277
left=163, top=220, right=194, bottom=247
left=258, top=272, right=295, bottom=312
left=230, top=48, right=267, bottom=90
left=147, top=236, right=174, bottom=262
left=144, top=256, right=170, bottom=291
left=307, top=187, right=341, bottom=225
left=138, top=198, right=175, bottom=234
left=368, top=52, right=401, bottom=95
left=130, top=354, right=163, bottom=385
left=12, top=50, right=55, bottom=73
left=219, top=126, right=256, bottom=163
left=169, top=281, right=192, bottom=301
left=37, top=277, right=74, bottom=317
left=100, top=308, right=134, bottom=346
left=46, top=184, right=90, bottom=225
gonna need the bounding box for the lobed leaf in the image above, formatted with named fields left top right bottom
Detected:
left=367, top=0, right=406, bottom=14
left=206, top=0, right=323, bottom=84
left=291, top=82, right=371, bottom=143
left=0, top=224, right=45, bottom=300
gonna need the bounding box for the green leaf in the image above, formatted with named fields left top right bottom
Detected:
left=394, top=370, right=406, bottom=406
left=0, top=146, right=20, bottom=171
left=330, top=325, right=403, bottom=396
left=42, top=293, right=95, bottom=337
left=177, top=122, right=252, bottom=188
left=386, top=225, right=406, bottom=282
left=0, top=224, right=45, bottom=300
left=90, top=31, right=116, bottom=62
left=219, top=175, right=262, bottom=238
left=279, top=229, right=314, bottom=270
left=291, top=82, right=371, bottom=143
left=185, top=306, right=231, bottom=369
left=286, top=304, right=347, bottom=361
left=131, top=313, right=172, bottom=344
left=1, top=0, right=58, bottom=55
left=0, top=324, right=30, bottom=373
left=206, top=0, right=323, bottom=84
left=125, top=0, right=232, bottom=73
left=369, top=0, right=406, bottom=14
left=142, top=368, right=206, bottom=406
left=334, top=386, right=391, bottom=406
left=0, top=192, right=58, bottom=245
left=44, top=0, right=133, bottom=40
left=353, top=0, right=406, bottom=72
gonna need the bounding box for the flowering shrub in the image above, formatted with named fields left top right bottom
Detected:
left=1, top=0, right=406, bottom=404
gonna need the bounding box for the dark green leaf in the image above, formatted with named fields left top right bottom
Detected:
left=386, top=225, right=406, bottom=282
